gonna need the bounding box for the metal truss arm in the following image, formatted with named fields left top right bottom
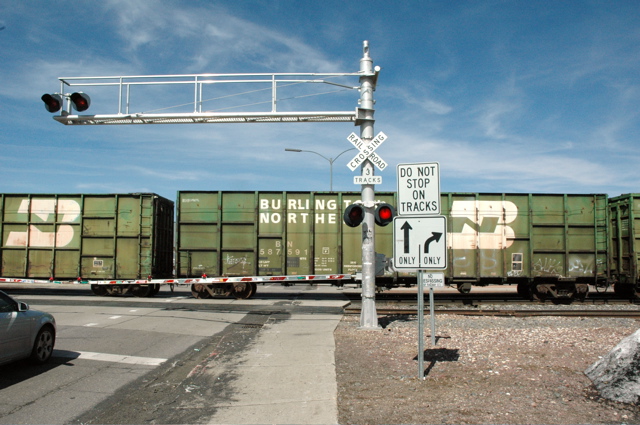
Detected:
left=51, top=72, right=364, bottom=125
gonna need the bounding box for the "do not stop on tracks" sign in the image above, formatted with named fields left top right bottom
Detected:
left=396, top=162, right=440, bottom=216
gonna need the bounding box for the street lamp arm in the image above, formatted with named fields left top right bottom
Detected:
left=332, top=147, right=357, bottom=163
left=284, top=148, right=330, bottom=162
left=284, top=146, right=357, bottom=192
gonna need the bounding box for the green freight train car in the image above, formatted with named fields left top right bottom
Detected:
left=3, top=190, right=639, bottom=301
left=0, top=193, right=173, bottom=296
left=608, top=194, right=640, bottom=298
left=176, top=190, right=395, bottom=279
left=175, top=191, right=615, bottom=301
left=439, top=193, right=609, bottom=300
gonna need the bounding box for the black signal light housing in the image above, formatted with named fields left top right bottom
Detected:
left=374, top=203, right=396, bottom=227
left=41, top=93, right=63, bottom=113
left=70, top=92, right=91, bottom=112
left=343, top=203, right=365, bottom=227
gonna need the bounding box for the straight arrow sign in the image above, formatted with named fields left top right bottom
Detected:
left=401, top=221, right=412, bottom=253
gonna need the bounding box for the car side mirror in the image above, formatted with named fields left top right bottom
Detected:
left=18, top=302, right=29, bottom=312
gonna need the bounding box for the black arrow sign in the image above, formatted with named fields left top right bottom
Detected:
left=424, top=232, right=443, bottom=254
left=401, top=221, right=413, bottom=253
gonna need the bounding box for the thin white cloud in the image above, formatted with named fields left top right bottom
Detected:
left=2, top=1, right=639, bottom=199
left=102, top=0, right=346, bottom=73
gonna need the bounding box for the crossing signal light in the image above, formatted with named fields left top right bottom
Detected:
left=70, top=92, right=91, bottom=112
left=41, top=94, right=62, bottom=113
left=343, top=204, right=365, bottom=227
left=344, top=203, right=396, bottom=227
left=374, top=203, right=396, bottom=227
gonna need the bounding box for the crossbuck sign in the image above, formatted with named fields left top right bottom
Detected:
left=347, top=132, right=388, bottom=172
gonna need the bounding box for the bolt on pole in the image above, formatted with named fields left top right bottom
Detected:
left=358, top=41, right=380, bottom=330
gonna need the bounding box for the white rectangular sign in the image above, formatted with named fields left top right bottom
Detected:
left=393, top=215, right=447, bottom=270
left=421, top=272, right=445, bottom=288
left=354, top=176, right=382, bottom=185
left=397, top=162, right=440, bottom=216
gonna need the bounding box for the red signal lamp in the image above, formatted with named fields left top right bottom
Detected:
left=374, top=203, right=396, bottom=227
left=70, top=92, right=91, bottom=112
left=41, top=93, right=62, bottom=113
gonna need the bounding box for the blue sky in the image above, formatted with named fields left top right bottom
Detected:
left=1, top=1, right=639, bottom=201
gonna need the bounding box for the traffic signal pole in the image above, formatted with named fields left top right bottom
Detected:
left=358, top=42, right=380, bottom=330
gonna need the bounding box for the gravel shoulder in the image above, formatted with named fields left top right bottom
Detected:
left=335, top=311, right=640, bottom=424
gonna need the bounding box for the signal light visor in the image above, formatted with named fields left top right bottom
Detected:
left=343, top=204, right=365, bottom=227
left=374, top=203, right=396, bottom=226
left=41, top=93, right=62, bottom=113
left=70, top=92, right=91, bottom=112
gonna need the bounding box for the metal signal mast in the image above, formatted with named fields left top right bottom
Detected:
left=42, top=41, right=384, bottom=329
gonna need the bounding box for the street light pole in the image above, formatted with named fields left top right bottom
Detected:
left=284, top=148, right=356, bottom=192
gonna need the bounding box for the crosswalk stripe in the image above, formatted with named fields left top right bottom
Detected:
left=54, top=350, right=167, bottom=366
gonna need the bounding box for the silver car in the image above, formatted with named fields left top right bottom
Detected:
left=0, top=290, right=56, bottom=365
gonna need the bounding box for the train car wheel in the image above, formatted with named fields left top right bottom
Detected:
left=191, top=284, right=212, bottom=299
left=575, top=284, right=589, bottom=302
left=531, top=284, right=547, bottom=302
left=131, top=285, right=152, bottom=297
left=231, top=282, right=254, bottom=299
left=516, top=283, right=532, bottom=299
left=149, top=284, right=161, bottom=297
left=456, top=282, right=472, bottom=294
left=614, top=283, right=632, bottom=298
left=91, top=284, right=108, bottom=296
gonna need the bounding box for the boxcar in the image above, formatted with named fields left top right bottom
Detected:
left=175, top=191, right=612, bottom=301
left=608, top=194, right=640, bottom=298
left=440, top=193, right=609, bottom=300
left=0, top=193, right=174, bottom=291
left=176, top=191, right=395, bottom=280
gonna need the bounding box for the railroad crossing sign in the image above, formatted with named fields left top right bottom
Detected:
left=393, top=215, right=447, bottom=270
left=397, top=162, right=440, bottom=215
left=347, top=131, right=388, bottom=172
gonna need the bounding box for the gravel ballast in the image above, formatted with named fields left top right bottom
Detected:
left=335, top=311, right=640, bottom=424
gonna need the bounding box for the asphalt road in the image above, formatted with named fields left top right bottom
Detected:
left=0, top=284, right=345, bottom=424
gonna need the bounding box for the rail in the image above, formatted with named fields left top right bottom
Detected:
left=345, top=307, right=640, bottom=318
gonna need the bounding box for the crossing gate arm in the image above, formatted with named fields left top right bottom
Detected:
left=0, top=275, right=354, bottom=286
left=91, top=274, right=355, bottom=285
left=0, top=278, right=89, bottom=285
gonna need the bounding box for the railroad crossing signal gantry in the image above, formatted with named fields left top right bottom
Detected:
left=42, top=41, right=384, bottom=329
left=43, top=72, right=365, bottom=125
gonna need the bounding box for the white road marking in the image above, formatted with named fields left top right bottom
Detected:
left=55, top=350, right=167, bottom=366
left=84, top=323, right=98, bottom=327
left=165, top=296, right=189, bottom=302
left=109, top=316, right=122, bottom=319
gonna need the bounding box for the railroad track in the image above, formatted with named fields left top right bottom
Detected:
left=344, top=291, right=640, bottom=318
left=344, top=306, right=640, bottom=318
left=345, top=290, right=639, bottom=306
